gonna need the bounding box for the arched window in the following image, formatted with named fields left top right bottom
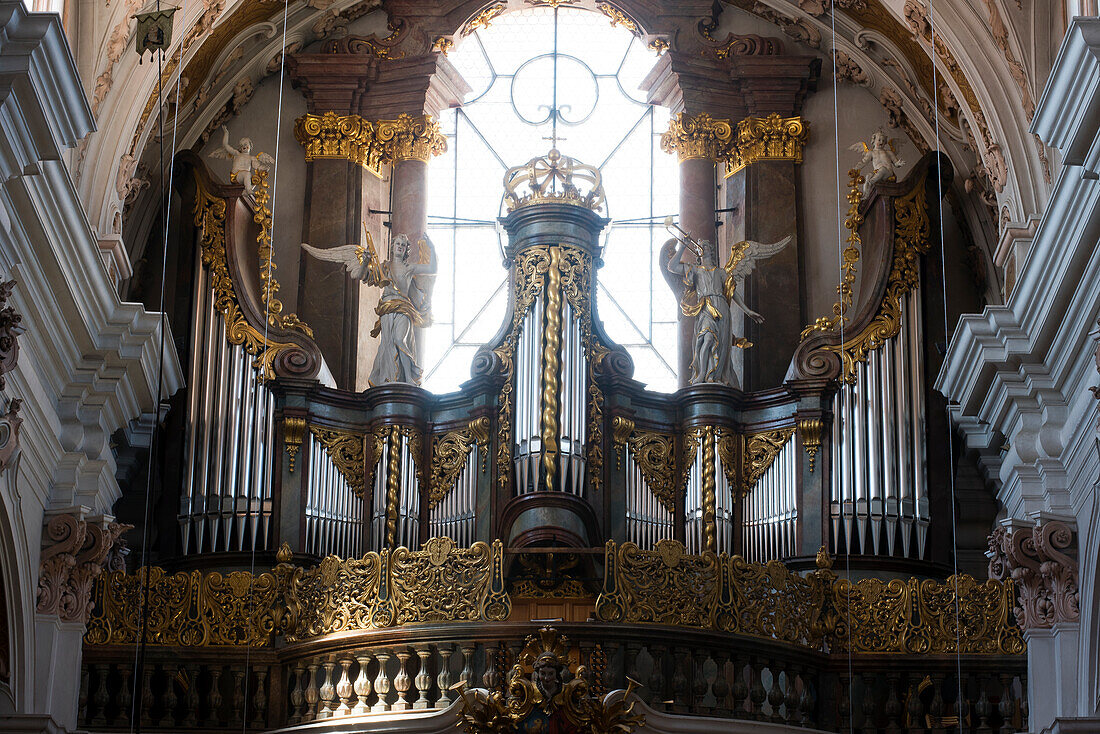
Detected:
left=423, top=7, right=679, bottom=393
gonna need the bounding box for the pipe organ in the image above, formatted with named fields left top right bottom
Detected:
left=172, top=151, right=950, bottom=570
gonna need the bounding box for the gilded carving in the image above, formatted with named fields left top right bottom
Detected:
left=540, top=247, right=564, bottom=493
left=596, top=2, right=638, bottom=34
left=503, top=149, right=605, bottom=212
left=375, top=114, right=448, bottom=163
left=38, top=514, right=131, bottom=625
left=801, top=168, right=863, bottom=340
left=715, top=426, right=740, bottom=496
left=726, top=114, right=809, bottom=174
left=822, top=173, right=929, bottom=382
left=293, top=112, right=384, bottom=175
left=743, top=427, right=795, bottom=490
left=429, top=417, right=491, bottom=508
left=252, top=170, right=312, bottom=337
left=798, top=418, right=823, bottom=472
left=661, top=113, right=735, bottom=162
left=385, top=424, right=402, bottom=547
left=309, top=426, right=366, bottom=496
left=624, top=431, right=677, bottom=513
left=462, top=2, right=506, bottom=36
left=283, top=416, right=307, bottom=472
left=701, top=426, right=717, bottom=554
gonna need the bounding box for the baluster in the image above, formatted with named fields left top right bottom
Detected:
left=78, top=666, right=90, bottom=726
left=861, top=672, right=877, bottom=733
left=483, top=645, right=501, bottom=692
left=353, top=655, right=373, bottom=714
left=173, top=664, right=188, bottom=725
left=711, top=652, right=729, bottom=715
left=210, top=666, right=224, bottom=725
left=91, top=664, right=108, bottom=726
left=885, top=673, right=903, bottom=733
left=117, top=663, right=132, bottom=727
left=670, top=648, right=688, bottom=712
left=318, top=661, right=337, bottom=718
left=799, top=671, right=815, bottom=727
left=646, top=645, right=665, bottom=707
left=414, top=646, right=433, bottom=709
left=604, top=643, right=620, bottom=694
left=141, top=665, right=156, bottom=726
left=731, top=656, right=749, bottom=718
left=373, top=652, right=392, bottom=712
left=768, top=667, right=785, bottom=723
left=394, top=650, right=413, bottom=710
left=975, top=676, right=992, bottom=734
left=906, top=680, right=923, bottom=734
left=1018, top=679, right=1028, bottom=732
left=232, top=668, right=245, bottom=724
left=304, top=662, right=320, bottom=721
left=784, top=668, right=799, bottom=725
left=288, top=663, right=305, bottom=725
left=997, top=674, right=1014, bottom=734
left=437, top=645, right=453, bottom=708
left=929, top=674, right=946, bottom=734
left=749, top=660, right=767, bottom=721
left=254, top=668, right=268, bottom=726
left=692, top=650, right=708, bottom=713
left=837, top=675, right=851, bottom=731
left=336, top=659, right=354, bottom=716
left=459, top=644, right=475, bottom=689
left=183, top=663, right=198, bottom=727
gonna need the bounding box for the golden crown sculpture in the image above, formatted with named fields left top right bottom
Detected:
left=503, top=149, right=606, bottom=212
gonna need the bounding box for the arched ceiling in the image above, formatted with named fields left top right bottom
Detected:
left=75, top=0, right=1062, bottom=305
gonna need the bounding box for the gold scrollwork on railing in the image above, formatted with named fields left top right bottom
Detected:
left=309, top=426, right=365, bottom=496
left=595, top=540, right=1025, bottom=655
left=743, top=427, right=795, bottom=490
left=611, top=420, right=677, bottom=513
left=87, top=538, right=511, bottom=646
left=822, top=173, right=929, bottom=383
left=429, top=417, right=490, bottom=508
left=194, top=177, right=300, bottom=380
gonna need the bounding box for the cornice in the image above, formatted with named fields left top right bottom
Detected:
left=1031, top=18, right=1100, bottom=176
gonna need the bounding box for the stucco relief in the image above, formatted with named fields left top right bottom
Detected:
left=988, top=519, right=1080, bottom=630
left=36, top=514, right=131, bottom=625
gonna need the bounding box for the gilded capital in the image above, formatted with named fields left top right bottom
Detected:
left=727, top=113, right=809, bottom=174
left=660, top=113, right=736, bottom=162
left=294, top=112, right=383, bottom=176
left=375, top=114, right=447, bottom=163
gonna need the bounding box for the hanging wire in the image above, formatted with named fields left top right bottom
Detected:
left=927, top=0, right=967, bottom=718
left=131, top=0, right=187, bottom=728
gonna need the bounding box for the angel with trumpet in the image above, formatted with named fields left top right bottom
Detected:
left=302, top=230, right=436, bottom=386
left=661, top=217, right=791, bottom=387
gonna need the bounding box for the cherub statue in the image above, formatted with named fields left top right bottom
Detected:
left=849, top=131, right=905, bottom=195
left=301, top=231, right=436, bottom=386
left=662, top=220, right=791, bottom=387
left=208, top=126, right=274, bottom=195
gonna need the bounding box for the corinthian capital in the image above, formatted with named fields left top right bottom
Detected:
left=36, top=513, right=131, bottom=624
left=375, top=114, right=447, bottom=163
left=987, top=518, right=1079, bottom=630
left=660, top=113, right=736, bottom=162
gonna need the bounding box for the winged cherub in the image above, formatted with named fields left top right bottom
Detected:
left=662, top=221, right=791, bottom=387
left=301, top=232, right=437, bottom=386
left=849, top=131, right=905, bottom=195
left=208, top=126, right=274, bottom=195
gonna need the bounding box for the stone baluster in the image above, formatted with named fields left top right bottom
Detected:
left=394, top=650, right=413, bottom=710
left=768, top=667, right=785, bottom=723
left=78, top=666, right=90, bottom=726
left=141, top=665, right=156, bottom=726
left=997, top=674, right=1014, bottom=734
left=929, top=674, right=946, bottom=734
left=459, top=644, right=475, bottom=689
left=373, top=652, right=392, bottom=712
left=183, top=663, right=198, bottom=726
left=414, top=646, right=433, bottom=709
left=799, top=670, right=815, bottom=727
left=906, top=680, right=923, bottom=734
left=1019, top=681, right=1028, bottom=731
left=483, top=645, right=501, bottom=692
left=711, top=651, right=729, bottom=715
left=90, top=664, right=108, bottom=726
left=837, top=675, right=852, bottom=731
left=860, top=672, right=877, bottom=733
left=784, top=668, right=799, bottom=725
left=692, top=650, right=708, bottom=713
left=731, top=656, right=748, bottom=718
left=603, top=643, right=620, bottom=694
left=646, top=645, right=665, bottom=706
left=210, top=666, right=224, bottom=725
left=288, top=663, right=305, bottom=724
left=232, top=668, right=245, bottom=724
left=304, top=662, right=321, bottom=721
left=318, top=661, right=337, bottom=718
left=254, top=668, right=268, bottom=726
left=975, top=675, right=992, bottom=734
left=172, top=664, right=188, bottom=725
left=670, top=648, right=689, bottom=712
left=437, top=645, right=453, bottom=708
left=749, top=659, right=767, bottom=721
left=336, top=659, right=354, bottom=716
left=624, top=643, right=641, bottom=694
left=116, top=663, right=132, bottom=726
left=353, top=655, right=373, bottom=714
left=884, top=673, right=903, bottom=733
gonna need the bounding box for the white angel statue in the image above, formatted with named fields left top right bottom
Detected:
left=208, top=126, right=274, bottom=194
left=849, top=131, right=905, bottom=196
left=662, top=224, right=791, bottom=387
left=301, top=231, right=437, bottom=387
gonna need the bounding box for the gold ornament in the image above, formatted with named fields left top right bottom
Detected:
left=385, top=424, right=402, bottom=547
left=715, top=426, right=741, bottom=496
left=503, top=150, right=606, bottom=212
left=801, top=168, right=864, bottom=340
left=596, top=2, right=638, bottom=33
left=462, top=2, right=506, bottom=36
left=798, top=418, right=823, bottom=473
left=429, top=417, right=491, bottom=508
left=725, top=114, right=809, bottom=174
left=540, top=247, right=564, bottom=492
left=661, top=113, right=736, bottom=162
left=431, top=36, right=454, bottom=55
left=613, top=423, right=677, bottom=513
left=743, top=427, right=795, bottom=490
left=374, top=114, right=447, bottom=163
left=252, top=170, right=312, bottom=337
left=701, top=426, right=717, bottom=553
left=293, top=112, right=383, bottom=176
left=283, top=416, right=307, bottom=472
left=309, top=426, right=365, bottom=496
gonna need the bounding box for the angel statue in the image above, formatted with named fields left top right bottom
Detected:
left=301, top=232, right=437, bottom=386
left=208, top=126, right=274, bottom=195
left=849, top=131, right=905, bottom=195
left=662, top=218, right=791, bottom=387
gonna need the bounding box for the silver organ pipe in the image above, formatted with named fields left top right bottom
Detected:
left=830, top=285, right=929, bottom=558
left=741, top=434, right=798, bottom=563
left=180, top=264, right=274, bottom=554
left=623, top=454, right=674, bottom=549
left=684, top=447, right=703, bottom=554
left=513, top=296, right=587, bottom=496
left=304, top=432, right=363, bottom=559
left=368, top=430, right=421, bottom=551
left=429, top=450, right=477, bottom=546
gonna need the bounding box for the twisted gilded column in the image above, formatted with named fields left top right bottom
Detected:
left=701, top=426, right=717, bottom=554
left=384, top=424, right=402, bottom=547
left=540, top=246, right=564, bottom=492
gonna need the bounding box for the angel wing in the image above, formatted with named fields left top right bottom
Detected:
left=848, top=141, right=870, bottom=153
left=723, top=235, right=792, bottom=300
left=301, top=243, right=382, bottom=284
left=208, top=146, right=233, bottom=160
left=255, top=152, right=275, bottom=169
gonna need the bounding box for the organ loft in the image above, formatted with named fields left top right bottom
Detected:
left=9, top=1, right=1099, bottom=733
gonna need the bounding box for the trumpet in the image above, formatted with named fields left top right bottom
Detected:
left=663, top=215, right=705, bottom=258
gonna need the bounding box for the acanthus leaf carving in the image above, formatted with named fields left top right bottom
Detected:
left=987, top=519, right=1079, bottom=630
left=37, top=513, right=131, bottom=624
